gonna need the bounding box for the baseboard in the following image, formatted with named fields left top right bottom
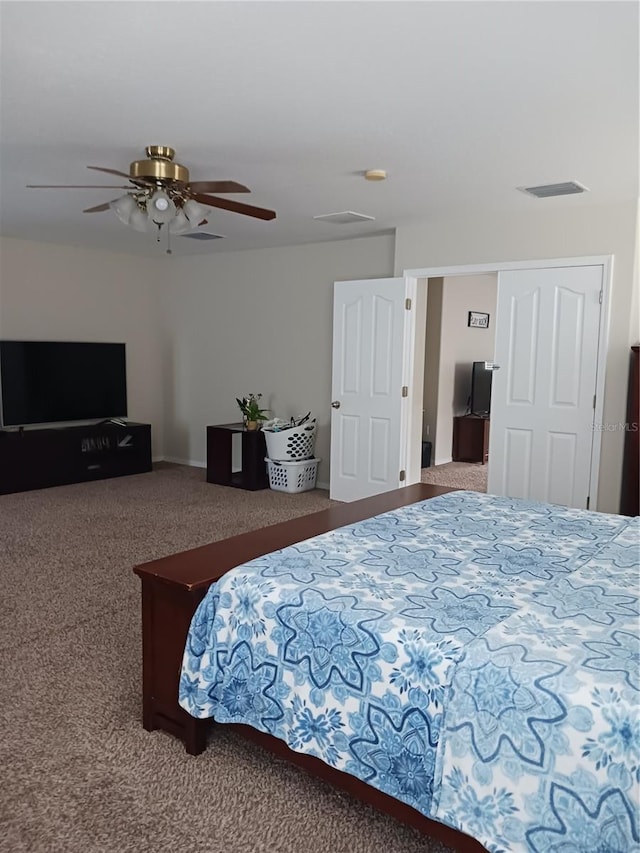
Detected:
left=433, top=456, right=452, bottom=467
left=157, top=457, right=328, bottom=490
left=160, top=455, right=206, bottom=468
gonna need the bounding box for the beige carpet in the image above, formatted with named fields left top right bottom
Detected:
left=421, top=461, right=487, bottom=493
left=0, top=464, right=456, bottom=853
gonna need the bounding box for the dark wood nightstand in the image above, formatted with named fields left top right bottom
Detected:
left=206, top=423, right=269, bottom=490
left=452, top=415, right=490, bottom=464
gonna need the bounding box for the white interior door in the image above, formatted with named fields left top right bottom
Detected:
left=330, top=278, right=410, bottom=502
left=488, top=265, right=604, bottom=509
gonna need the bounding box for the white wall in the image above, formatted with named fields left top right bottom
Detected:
left=394, top=200, right=639, bottom=513
left=0, top=237, right=166, bottom=453
left=422, top=277, right=443, bottom=452
left=160, top=233, right=395, bottom=484
left=3, top=198, right=634, bottom=512
left=631, top=199, right=640, bottom=344
left=434, top=274, right=497, bottom=464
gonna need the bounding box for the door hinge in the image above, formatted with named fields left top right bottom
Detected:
left=586, top=496, right=590, bottom=510
left=399, top=469, right=406, bottom=482
left=405, top=298, right=412, bottom=310
left=401, top=386, right=408, bottom=397
left=599, top=290, right=603, bottom=304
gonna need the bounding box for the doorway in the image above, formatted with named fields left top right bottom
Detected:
left=419, top=273, right=497, bottom=493
left=404, top=257, right=612, bottom=510
left=329, top=257, right=611, bottom=508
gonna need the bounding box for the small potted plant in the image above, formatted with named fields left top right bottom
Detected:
left=236, top=393, right=268, bottom=430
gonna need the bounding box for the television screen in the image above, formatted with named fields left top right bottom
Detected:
left=471, top=360, right=492, bottom=416
left=0, top=341, right=127, bottom=427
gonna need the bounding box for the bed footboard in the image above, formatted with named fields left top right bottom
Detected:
left=139, top=575, right=211, bottom=755
left=133, top=483, right=453, bottom=755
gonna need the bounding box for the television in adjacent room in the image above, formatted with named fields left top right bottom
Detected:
left=470, top=360, right=493, bottom=417
left=0, top=341, right=127, bottom=427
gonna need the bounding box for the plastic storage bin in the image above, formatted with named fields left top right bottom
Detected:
left=265, top=457, right=320, bottom=493
left=263, top=419, right=316, bottom=461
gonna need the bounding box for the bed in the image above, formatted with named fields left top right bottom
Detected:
left=134, top=484, right=639, bottom=853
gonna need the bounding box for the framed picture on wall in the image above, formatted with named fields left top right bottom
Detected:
left=468, top=311, right=490, bottom=328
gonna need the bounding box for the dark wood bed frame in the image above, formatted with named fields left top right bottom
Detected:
left=133, top=483, right=487, bottom=853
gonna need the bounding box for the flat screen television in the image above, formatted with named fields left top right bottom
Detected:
left=0, top=341, right=127, bottom=427
left=470, top=360, right=493, bottom=417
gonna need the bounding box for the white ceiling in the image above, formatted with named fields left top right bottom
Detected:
left=0, top=1, right=637, bottom=257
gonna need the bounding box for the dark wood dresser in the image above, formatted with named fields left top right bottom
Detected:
left=452, top=415, right=490, bottom=464
left=620, top=345, right=639, bottom=516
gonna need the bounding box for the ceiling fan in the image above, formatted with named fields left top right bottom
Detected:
left=26, top=145, right=276, bottom=240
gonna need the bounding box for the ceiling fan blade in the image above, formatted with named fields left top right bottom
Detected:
left=188, top=181, right=250, bottom=194
left=189, top=192, right=276, bottom=221
left=87, top=165, right=134, bottom=180
left=83, top=200, right=118, bottom=213
left=27, top=184, right=133, bottom=189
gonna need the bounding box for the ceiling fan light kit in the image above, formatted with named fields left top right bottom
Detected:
left=169, top=211, right=190, bottom=234
left=148, top=191, right=176, bottom=224
left=168, top=200, right=211, bottom=235
left=111, top=194, right=136, bottom=221
left=26, top=145, right=277, bottom=253
left=111, top=195, right=152, bottom=233
left=183, top=199, right=211, bottom=225
left=110, top=192, right=212, bottom=238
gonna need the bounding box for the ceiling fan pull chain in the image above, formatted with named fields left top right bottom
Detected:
left=166, top=227, right=172, bottom=255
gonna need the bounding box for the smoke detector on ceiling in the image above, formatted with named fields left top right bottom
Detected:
left=313, top=210, right=376, bottom=225
left=518, top=181, right=589, bottom=198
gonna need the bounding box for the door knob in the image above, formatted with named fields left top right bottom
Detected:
left=331, top=401, right=341, bottom=409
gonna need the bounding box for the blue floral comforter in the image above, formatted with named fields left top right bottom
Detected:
left=179, top=491, right=640, bottom=852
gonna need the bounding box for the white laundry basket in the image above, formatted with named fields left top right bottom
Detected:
left=265, top=457, right=320, bottom=493
left=263, top=419, right=317, bottom=461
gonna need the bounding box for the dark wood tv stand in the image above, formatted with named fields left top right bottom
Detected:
left=0, top=421, right=152, bottom=495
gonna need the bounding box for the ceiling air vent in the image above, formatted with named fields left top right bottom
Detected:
left=180, top=232, right=224, bottom=241
left=519, top=181, right=589, bottom=198
left=313, top=210, right=376, bottom=225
